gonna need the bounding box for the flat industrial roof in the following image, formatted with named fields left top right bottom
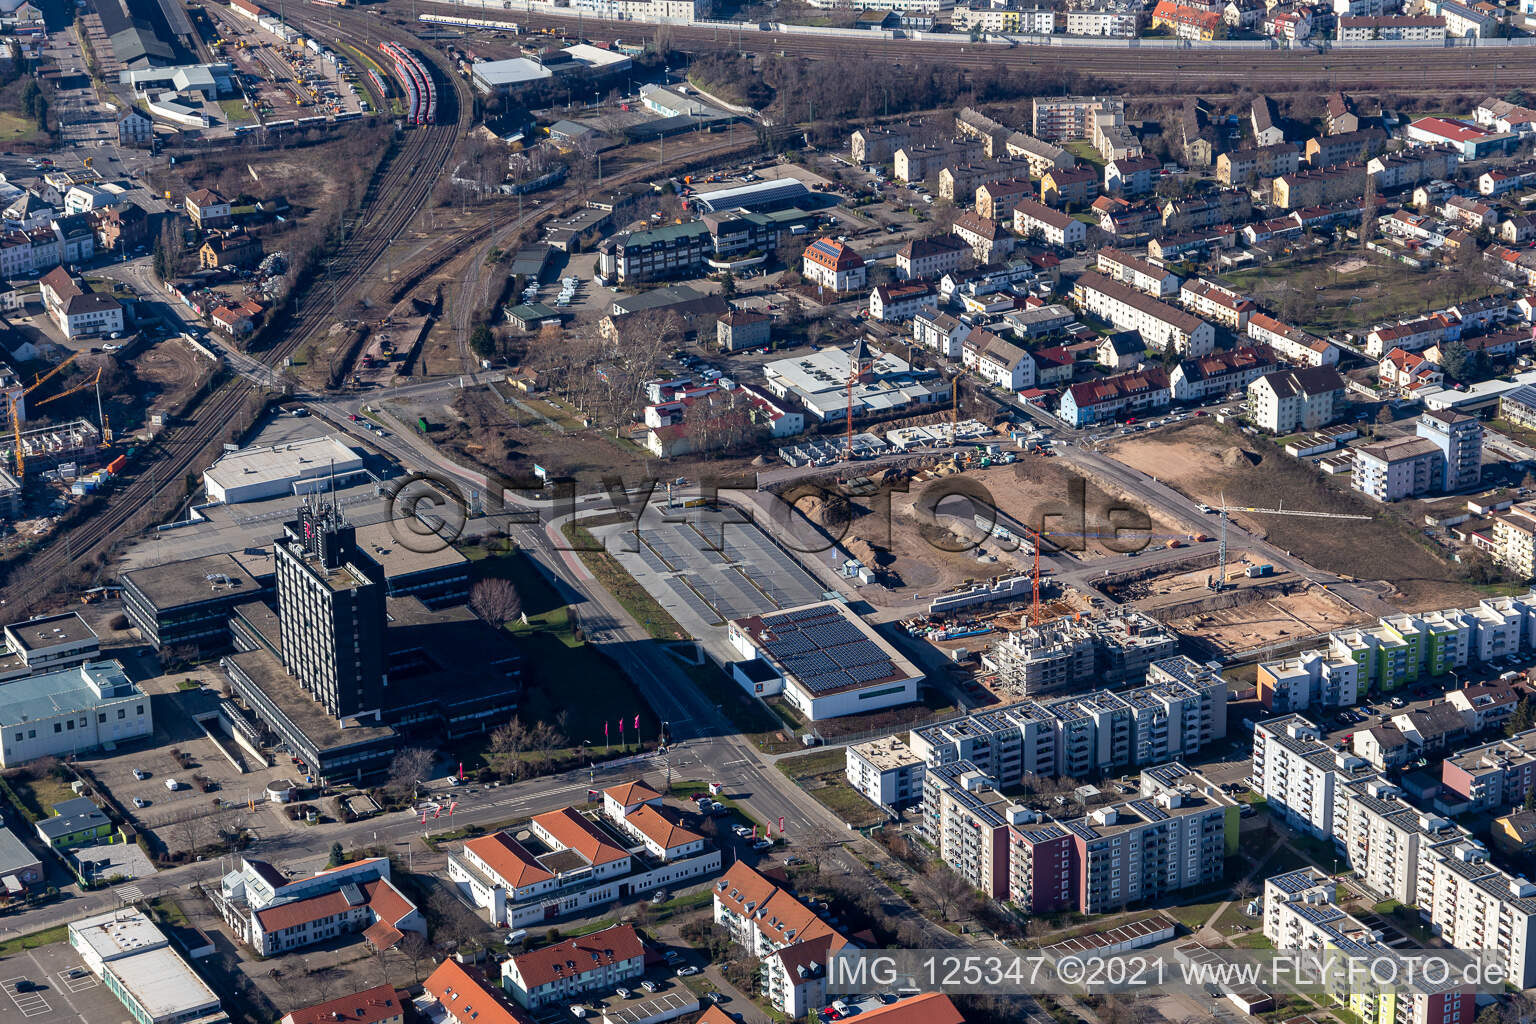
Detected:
left=5, top=611, right=97, bottom=653
left=473, top=58, right=553, bottom=87
left=563, top=43, right=630, bottom=70
left=70, top=908, right=168, bottom=962
left=203, top=435, right=364, bottom=495
left=0, top=661, right=140, bottom=728
left=120, top=552, right=264, bottom=610
left=733, top=601, right=921, bottom=697
left=353, top=522, right=470, bottom=579
left=691, top=178, right=810, bottom=213
left=104, top=945, right=221, bottom=1020
left=227, top=645, right=395, bottom=752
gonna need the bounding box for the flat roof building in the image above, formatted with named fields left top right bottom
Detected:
left=202, top=435, right=367, bottom=505
left=727, top=600, right=924, bottom=721
left=69, top=908, right=225, bottom=1024
left=0, top=660, right=152, bottom=768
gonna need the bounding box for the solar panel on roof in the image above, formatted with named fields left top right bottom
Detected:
left=1131, top=799, right=1168, bottom=823
left=848, top=662, right=896, bottom=684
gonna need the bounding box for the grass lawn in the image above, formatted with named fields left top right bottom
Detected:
left=1063, top=141, right=1106, bottom=170
left=0, top=111, right=34, bottom=141
left=561, top=522, right=689, bottom=642
left=524, top=397, right=586, bottom=431
left=1165, top=899, right=1226, bottom=931
left=1220, top=252, right=1484, bottom=337
left=11, top=774, right=78, bottom=819
left=218, top=99, right=254, bottom=125
left=0, top=925, right=67, bottom=956
left=1229, top=932, right=1274, bottom=949
left=777, top=748, right=884, bottom=828
left=451, top=546, right=661, bottom=765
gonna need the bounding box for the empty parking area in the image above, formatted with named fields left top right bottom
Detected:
left=0, top=940, right=126, bottom=1024
left=600, top=513, right=826, bottom=629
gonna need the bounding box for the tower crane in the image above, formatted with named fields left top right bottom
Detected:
left=8, top=353, right=80, bottom=477
left=1213, top=497, right=1371, bottom=591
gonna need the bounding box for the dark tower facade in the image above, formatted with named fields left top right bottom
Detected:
left=274, top=500, right=385, bottom=720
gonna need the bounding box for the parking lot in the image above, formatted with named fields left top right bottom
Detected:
left=594, top=511, right=827, bottom=640
left=0, top=940, right=127, bottom=1024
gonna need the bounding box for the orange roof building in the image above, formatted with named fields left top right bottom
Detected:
left=501, top=924, right=646, bottom=1008
left=281, top=985, right=407, bottom=1024
left=426, top=959, right=536, bottom=1024
left=530, top=806, right=631, bottom=868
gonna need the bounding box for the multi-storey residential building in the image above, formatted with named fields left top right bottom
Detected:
left=1253, top=715, right=1377, bottom=837
left=1273, top=164, right=1367, bottom=209
left=1426, top=841, right=1536, bottom=988
left=851, top=126, right=910, bottom=165
left=869, top=281, right=934, bottom=322
left=1442, top=729, right=1536, bottom=811
left=1009, top=820, right=1077, bottom=912
left=974, top=178, right=1035, bottom=221
left=501, top=925, right=645, bottom=1009
left=1305, top=128, right=1386, bottom=168
left=1245, top=366, right=1347, bottom=433
left=951, top=211, right=1015, bottom=264
left=912, top=308, right=970, bottom=360
left=1072, top=271, right=1215, bottom=357
left=896, top=235, right=965, bottom=281
left=1059, top=367, right=1171, bottom=427
left=1012, top=199, right=1087, bottom=248
left=1365, top=314, right=1456, bottom=357
left=1104, top=155, right=1159, bottom=197
left=1064, top=762, right=1234, bottom=914
left=1040, top=166, right=1099, bottom=208
left=216, top=857, right=424, bottom=956
left=1162, top=190, right=1252, bottom=232
left=1247, top=314, right=1341, bottom=366
left=1151, top=0, right=1222, bottom=37
left=1169, top=346, right=1279, bottom=402
left=1062, top=1, right=1143, bottom=35
left=1256, top=648, right=1361, bottom=712
left=1337, top=12, right=1446, bottom=37
left=1439, top=0, right=1495, bottom=36
left=1417, top=408, right=1483, bottom=491
left=1264, top=868, right=1476, bottom=1024
left=712, top=862, right=852, bottom=1016
left=924, top=762, right=1028, bottom=899
left=802, top=238, right=866, bottom=292
left=1494, top=503, right=1536, bottom=578
left=1216, top=144, right=1300, bottom=186
left=1032, top=96, right=1123, bottom=142
left=1352, top=435, right=1445, bottom=502
left=962, top=327, right=1036, bottom=392
left=907, top=657, right=1224, bottom=788
left=1178, top=279, right=1257, bottom=330
left=846, top=736, right=925, bottom=810
left=1096, top=249, right=1181, bottom=297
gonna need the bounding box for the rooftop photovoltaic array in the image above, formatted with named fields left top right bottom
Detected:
left=758, top=604, right=903, bottom=695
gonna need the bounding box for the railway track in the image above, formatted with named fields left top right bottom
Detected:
left=418, top=1, right=1536, bottom=90
left=0, top=21, right=469, bottom=611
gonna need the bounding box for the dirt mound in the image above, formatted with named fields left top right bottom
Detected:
left=846, top=537, right=886, bottom=567
left=1221, top=446, right=1261, bottom=468
left=752, top=455, right=769, bottom=467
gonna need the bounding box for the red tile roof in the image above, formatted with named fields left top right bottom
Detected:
left=856, top=994, right=966, bottom=1024
left=623, top=804, right=701, bottom=851
left=713, top=862, right=848, bottom=951
left=464, top=832, right=553, bottom=889
left=507, top=924, right=645, bottom=990
left=425, top=959, right=535, bottom=1024
left=254, top=877, right=415, bottom=935
left=281, top=984, right=405, bottom=1024
left=532, top=807, right=629, bottom=866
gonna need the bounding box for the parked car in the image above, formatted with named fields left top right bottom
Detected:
left=752, top=839, right=773, bottom=851
left=133, top=797, right=147, bottom=808
left=164, top=778, right=181, bottom=791
left=132, top=768, right=148, bottom=780
left=677, top=966, right=700, bottom=977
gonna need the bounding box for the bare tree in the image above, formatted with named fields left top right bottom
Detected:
left=307, top=965, right=342, bottom=1004
left=924, top=861, right=970, bottom=922
left=470, top=578, right=522, bottom=628
left=400, top=931, right=433, bottom=983
left=529, top=720, right=567, bottom=772
left=388, top=747, right=436, bottom=798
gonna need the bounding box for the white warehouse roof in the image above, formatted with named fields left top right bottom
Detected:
left=471, top=58, right=553, bottom=91
left=563, top=43, right=631, bottom=72
left=203, top=435, right=366, bottom=504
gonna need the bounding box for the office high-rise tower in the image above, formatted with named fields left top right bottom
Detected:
left=274, top=501, right=385, bottom=720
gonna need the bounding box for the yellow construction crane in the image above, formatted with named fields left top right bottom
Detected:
left=9, top=353, right=81, bottom=477
left=32, top=368, right=101, bottom=411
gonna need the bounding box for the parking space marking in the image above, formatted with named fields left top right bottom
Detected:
left=2, top=978, right=51, bottom=1018
left=57, top=970, right=98, bottom=993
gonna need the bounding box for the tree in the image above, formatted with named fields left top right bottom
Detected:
left=469, top=322, right=496, bottom=360
left=470, top=578, right=522, bottom=628
left=1440, top=341, right=1475, bottom=382
left=387, top=746, right=435, bottom=798
left=328, top=841, right=344, bottom=867
left=924, top=861, right=970, bottom=922
left=1509, top=697, right=1534, bottom=737
left=400, top=931, right=433, bottom=983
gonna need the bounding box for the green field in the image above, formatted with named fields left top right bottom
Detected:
left=1221, top=252, right=1485, bottom=337
left=0, top=111, right=34, bottom=141
left=218, top=99, right=254, bottom=125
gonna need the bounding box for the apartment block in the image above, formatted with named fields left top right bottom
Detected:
left=1442, top=729, right=1536, bottom=811
left=1012, top=198, right=1087, bottom=248
left=1033, top=96, right=1123, bottom=142
left=1095, top=248, right=1181, bottom=297
left=1245, top=367, right=1347, bottom=434
left=1304, top=128, right=1386, bottom=168
left=1351, top=435, right=1444, bottom=502
left=1256, top=648, right=1360, bottom=712
left=1178, top=279, right=1257, bottom=330
left=1072, top=271, right=1215, bottom=357
left=1216, top=144, right=1300, bottom=186
left=1264, top=868, right=1476, bottom=1024
left=924, top=762, right=1030, bottom=899
left=1416, top=409, right=1483, bottom=492
left=845, top=735, right=926, bottom=810
left=1009, top=820, right=1077, bottom=912
left=1252, top=715, right=1377, bottom=837
left=712, top=861, right=852, bottom=1015
left=1064, top=762, right=1234, bottom=914
left=501, top=925, right=645, bottom=1009
left=1247, top=314, right=1340, bottom=367
left=1273, top=164, right=1366, bottom=210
